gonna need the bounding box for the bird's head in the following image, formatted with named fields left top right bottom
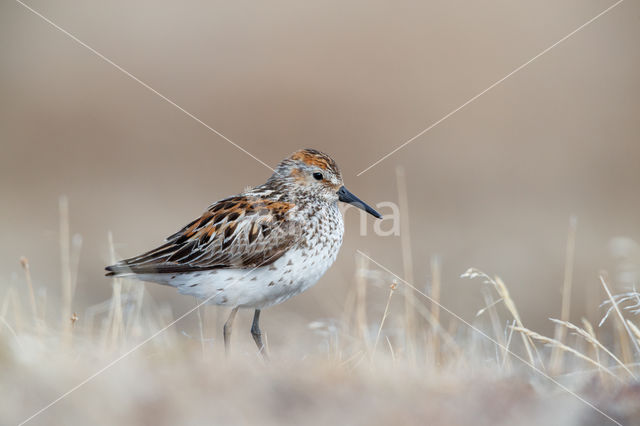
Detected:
left=270, top=148, right=381, bottom=219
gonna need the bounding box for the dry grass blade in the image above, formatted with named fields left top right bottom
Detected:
left=19, top=257, right=38, bottom=324
left=476, top=297, right=504, bottom=317
left=600, top=274, right=640, bottom=357
left=550, top=318, right=636, bottom=379
left=581, top=318, right=604, bottom=381
left=462, top=268, right=538, bottom=367
left=627, top=320, right=640, bottom=347
left=396, top=166, right=416, bottom=358
left=385, top=336, right=396, bottom=361
left=480, top=289, right=508, bottom=367
left=355, top=254, right=370, bottom=349
left=59, top=196, right=72, bottom=339
left=550, top=216, right=577, bottom=373
left=502, top=320, right=516, bottom=370
left=429, top=255, right=441, bottom=362
left=371, top=282, right=397, bottom=360
left=495, top=277, right=539, bottom=365
left=511, top=326, right=620, bottom=381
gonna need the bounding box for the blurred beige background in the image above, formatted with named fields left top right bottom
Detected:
left=1, top=0, right=639, bottom=335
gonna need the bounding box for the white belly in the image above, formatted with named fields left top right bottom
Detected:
left=148, top=204, right=344, bottom=309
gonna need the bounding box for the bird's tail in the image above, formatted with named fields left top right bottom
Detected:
left=104, top=262, right=136, bottom=277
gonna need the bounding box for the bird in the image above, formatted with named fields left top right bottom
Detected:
left=105, top=148, right=381, bottom=356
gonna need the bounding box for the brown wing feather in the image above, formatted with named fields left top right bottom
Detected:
left=105, top=196, right=299, bottom=275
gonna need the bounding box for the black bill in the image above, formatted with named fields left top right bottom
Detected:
left=337, top=186, right=382, bottom=219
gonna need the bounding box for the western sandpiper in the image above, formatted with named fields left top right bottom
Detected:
left=106, top=148, right=381, bottom=355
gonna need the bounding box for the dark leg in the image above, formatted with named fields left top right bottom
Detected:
left=251, top=309, right=268, bottom=358
left=223, top=306, right=239, bottom=356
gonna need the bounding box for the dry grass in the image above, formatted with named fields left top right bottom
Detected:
left=550, top=216, right=578, bottom=374
left=1, top=205, right=640, bottom=426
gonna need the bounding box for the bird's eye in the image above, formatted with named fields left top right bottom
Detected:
left=313, top=172, right=324, bottom=181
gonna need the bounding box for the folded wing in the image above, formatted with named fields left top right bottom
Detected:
left=105, top=196, right=300, bottom=276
